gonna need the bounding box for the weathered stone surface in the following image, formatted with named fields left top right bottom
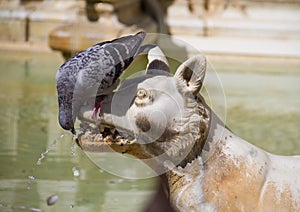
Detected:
left=1, top=0, right=300, bottom=60
left=77, top=49, right=300, bottom=211
left=0, top=0, right=79, bottom=44
left=0, top=8, right=27, bottom=42
left=168, top=0, right=300, bottom=39
left=49, top=14, right=157, bottom=55
left=48, top=0, right=158, bottom=56
left=0, top=17, right=27, bottom=42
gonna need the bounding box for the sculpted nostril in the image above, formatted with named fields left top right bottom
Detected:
left=135, top=114, right=151, bottom=132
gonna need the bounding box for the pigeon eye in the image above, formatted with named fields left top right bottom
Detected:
left=64, top=121, right=72, bottom=129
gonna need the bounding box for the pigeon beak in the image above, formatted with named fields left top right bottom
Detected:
left=71, top=127, right=76, bottom=135
left=58, top=110, right=75, bottom=134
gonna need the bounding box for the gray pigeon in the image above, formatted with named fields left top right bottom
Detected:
left=56, top=31, right=146, bottom=134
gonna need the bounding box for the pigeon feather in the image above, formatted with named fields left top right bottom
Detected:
left=56, top=31, right=147, bottom=134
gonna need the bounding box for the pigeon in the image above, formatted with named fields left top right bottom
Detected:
left=56, top=31, right=147, bottom=134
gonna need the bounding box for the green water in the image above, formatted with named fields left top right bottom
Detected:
left=0, top=50, right=299, bottom=211
left=0, top=51, right=155, bottom=211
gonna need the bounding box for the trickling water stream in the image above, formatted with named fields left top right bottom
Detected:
left=36, top=133, right=68, bottom=166
left=26, top=133, right=70, bottom=193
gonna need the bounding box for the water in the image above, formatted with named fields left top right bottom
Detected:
left=0, top=51, right=155, bottom=211
left=0, top=50, right=299, bottom=211
left=36, top=133, right=68, bottom=166
left=220, top=72, right=300, bottom=155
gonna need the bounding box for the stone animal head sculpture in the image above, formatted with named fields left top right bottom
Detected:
left=78, top=46, right=211, bottom=169
left=78, top=46, right=300, bottom=211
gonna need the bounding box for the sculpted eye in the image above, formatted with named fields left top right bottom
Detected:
left=135, top=88, right=153, bottom=107
left=136, top=88, right=148, bottom=99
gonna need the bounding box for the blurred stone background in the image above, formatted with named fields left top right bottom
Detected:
left=0, top=0, right=299, bottom=63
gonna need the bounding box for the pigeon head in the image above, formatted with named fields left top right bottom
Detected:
left=58, top=107, right=75, bottom=134
left=57, top=83, right=76, bottom=134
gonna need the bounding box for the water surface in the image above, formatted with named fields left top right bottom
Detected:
left=0, top=51, right=155, bottom=211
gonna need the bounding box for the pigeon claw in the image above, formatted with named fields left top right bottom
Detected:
left=92, top=97, right=105, bottom=119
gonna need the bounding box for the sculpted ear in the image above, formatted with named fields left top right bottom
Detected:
left=174, top=55, right=206, bottom=95
left=146, top=46, right=170, bottom=75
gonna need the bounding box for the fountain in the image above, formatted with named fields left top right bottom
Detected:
left=48, top=0, right=169, bottom=58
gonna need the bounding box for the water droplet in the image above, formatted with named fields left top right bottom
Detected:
left=28, top=175, right=35, bottom=180
left=29, top=207, right=42, bottom=212
left=13, top=205, right=26, bottom=209
left=72, top=167, right=80, bottom=177
left=27, top=174, right=35, bottom=190
left=47, top=194, right=58, bottom=206
left=109, top=178, right=123, bottom=184
left=70, top=142, right=77, bottom=156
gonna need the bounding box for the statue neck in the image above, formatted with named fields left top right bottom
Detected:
left=176, top=94, right=228, bottom=168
